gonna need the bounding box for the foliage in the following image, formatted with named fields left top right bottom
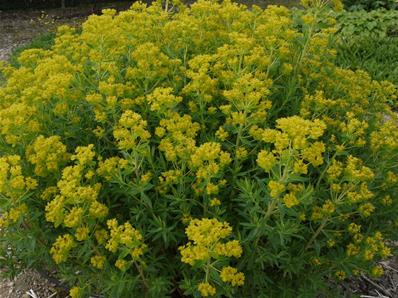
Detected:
left=343, top=0, right=398, bottom=11
left=336, top=36, right=398, bottom=87
left=0, top=0, right=397, bottom=297
left=10, top=32, right=56, bottom=68
left=334, top=9, right=398, bottom=86
left=335, top=9, right=398, bottom=39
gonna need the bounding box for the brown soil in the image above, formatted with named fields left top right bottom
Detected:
left=343, top=258, right=398, bottom=298
left=0, top=269, right=68, bottom=298
left=0, top=1, right=132, bottom=61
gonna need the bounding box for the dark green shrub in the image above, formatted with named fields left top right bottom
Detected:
left=335, top=9, right=398, bottom=87
left=344, top=0, right=398, bottom=11
left=336, top=37, right=398, bottom=87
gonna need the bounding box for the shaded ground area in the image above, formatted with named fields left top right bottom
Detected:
left=0, top=1, right=132, bottom=61
left=0, top=269, right=68, bottom=298
left=344, top=258, right=398, bottom=298
left=0, top=259, right=397, bottom=298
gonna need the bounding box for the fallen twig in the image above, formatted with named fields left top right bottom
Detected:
left=360, top=274, right=392, bottom=297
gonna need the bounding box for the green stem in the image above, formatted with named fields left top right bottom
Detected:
left=135, top=262, right=149, bottom=290
left=315, top=151, right=338, bottom=190
left=304, top=218, right=328, bottom=251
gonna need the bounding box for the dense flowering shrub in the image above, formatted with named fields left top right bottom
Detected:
left=0, top=0, right=397, bottom=297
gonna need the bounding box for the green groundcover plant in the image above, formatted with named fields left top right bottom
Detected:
left=343, top=0, right=398, bottom=11
left=0, top=0, right=397, bottom=297
left=335, top=9, right=398, bottom=39
left=334, top=8, right=398, bottom=86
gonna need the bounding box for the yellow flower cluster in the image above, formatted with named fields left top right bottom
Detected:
left=71, top=144, right=96, bottom=166
left=146, top=87, right=182, bottom=113
left=125, top=42, right=181, bottom=87
left=190, top=142, right=231, bottom=180
left=157, top=113, right=200, bottom=162
left=257, top=150, right=276, bottom=172
left=45, top=145, right=108, bottom=240
left=370, top=265, right=384, bottom=278
left=345, top=224, right=392, bottom=261
left=282, top=192, right=299, bottom=208
left=157, top=169, right=183, bottom=194
left=0, top=103, right=39, bottom=145
left=50, top=234, right=76, bottom=264
left=113, top=110, right=151, bottom=151
left=69, top=286, right=82, bottom=298
left=311, top=198, right=338, bottom=221
left=345, top=156, right=374, bottom=182
left=0, top=155, right=37, bottom=200
left=180, top=219, right=235, bottom=262
left=268, top=180, right=286, bottom=198
left=26, top=135, right=69, bottom=176
left=179, top=218, right=242, bottom=265
left=370, top=120, right=398, bottom=152
left=97, top=157, right=129, bottom=181
left=254, top=117, right=326, bottom=183
left=90, top=255, right=106, bottom=269
left=182, top=54, right=217, bottom=103
left=63, top=207, right=84, bottom=228
left=105, top=219, right=146, bottom=269
left=275, top=116, right=326, bottom=148
left=268, top=182, right=304, bottom=208
left=197, top=282, right=216, bottom=297
left=180, top=218, right=244, bottom=297
left=189, top=143, right=231, bottom=196
left=0, top=204, right=28, bottom=228
left=223, top=73, right=272, bottom=113
left=326, top=159, right=343, bottom=181
left=220, top=266, right=245, bottom=286
left=339, top=112, right=368, bottom=147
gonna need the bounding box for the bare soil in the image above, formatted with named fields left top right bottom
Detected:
left=0, top=269, right=68, bottom=298
left=0, top=1, right=132, bottom=61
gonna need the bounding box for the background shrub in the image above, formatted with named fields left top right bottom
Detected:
left=0, top=1, right=397, bottom=297
left=343, top=0, right=398, bottom=11
left=335, top=9, right=398, bottom=87
left=0, top=0, right=129, bottom=10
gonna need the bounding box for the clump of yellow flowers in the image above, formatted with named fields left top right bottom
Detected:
left=179, top=218, right=244, bottom=296
left=0, top=0, right=396, bottom=297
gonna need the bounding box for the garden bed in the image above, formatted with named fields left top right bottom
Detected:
left=0, top=0, right=398, bottom=297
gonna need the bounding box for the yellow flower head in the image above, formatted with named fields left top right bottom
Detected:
left=220, top=266, right=245, bottom=286
left=197, top=282, right=216, bottom=297
left=113, top=110, right=151, bottom=151
left=90, top=255, right=106, bottom=269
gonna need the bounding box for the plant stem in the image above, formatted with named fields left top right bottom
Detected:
left=304, top=218, right=328, bottom=251
left=135, top=262, right=149, bottom=289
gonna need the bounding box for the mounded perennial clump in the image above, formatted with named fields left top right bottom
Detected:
left=0, top=0, right=397, bottom=297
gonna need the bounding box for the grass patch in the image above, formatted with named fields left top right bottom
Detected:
left=9, top=31, right=56, bottom=67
